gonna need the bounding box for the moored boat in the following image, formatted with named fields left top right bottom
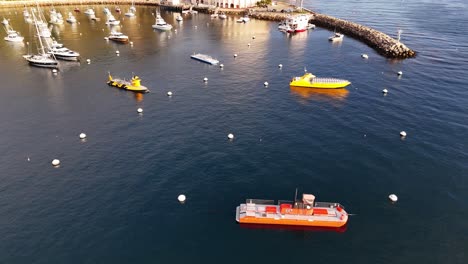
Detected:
left=47, top=40, right=80, bottom=61
left=107, top=73, right=149, bottom=93
left=108, top=31, right=129, bottom=43
left=105, top=14, right=120, bottom=25
left=190, top=53, right=219, bottom=65
left=152, top=13, right=172, bottom=31
left=290, top=71, right=351, bottom=89
left=66, top=12, right=77, bottom=23
left=278, top=14, right=311, bottom=33
left=236, top=193, right=348, bottom=228
left=329, top=32, right=344, bottom=42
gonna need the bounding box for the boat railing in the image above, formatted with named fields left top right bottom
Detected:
left=314, top=202, right=345, bottom=209
left=245, top=199, right=274, bottom=205
left=278, top=200, right=294, bottom=205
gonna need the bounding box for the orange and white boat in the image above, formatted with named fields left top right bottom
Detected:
left=236, top=193, right=348, bottom=228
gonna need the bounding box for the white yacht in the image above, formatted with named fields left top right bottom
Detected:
left=103, top=7, right=110, bottom=15
left=47, top=40, right=80, bottom=61
left=66, top=12, right=77, bottom=23
left=329, top=32, right=344, bottom=42
left=2, top=18, right=9, bottom=25
left=105, top=14, right=120, bottom=25
left=23, top=9, right=30, bottom=18
left=152, top=13, right=172, bottom=31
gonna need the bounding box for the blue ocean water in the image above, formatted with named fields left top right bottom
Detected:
left=0, top=1, right=467, bottom=263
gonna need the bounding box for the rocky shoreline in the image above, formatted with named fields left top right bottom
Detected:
left=1, top=0, right=416, bottom=59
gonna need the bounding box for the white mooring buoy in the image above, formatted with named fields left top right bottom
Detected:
left=228, top=133, right=234, bottom=140
left=130, top=41, right=133, bottom=46
left=104, top=37, right=109, bottom=40
left=382, top=89, right=388, bottom=94
left=278, top=64, right=283, bottom=68
left=397, top=71, right=403, bottom=76
left=79, top=133, right=87, bottom=139
left=389, top=194, right=398, bottom=202
left=247, top=43, right=251, bottom=47
left=203, top=77, right=208, bottom=82
left=178, top=194, right=186, bottom=203
left=167, top=91, right=173, bottom=96
left=252, top=36, right=256, bottom=39
left=264, top=81, right=269, bottom=86
left=86, top=59, right=91, bottom=64
left=361, top=54, right=369, bottom=59
left=52, top=69, right=58, bottom=74
left=137, top=108, right=143, bottom=113
left=233, top=53, right=238, bottom=58
left=400, top=131, right=407, bottom=137
left=115, top=50, right=120, bottom=54
left=51, top=159, right=60, bottom=166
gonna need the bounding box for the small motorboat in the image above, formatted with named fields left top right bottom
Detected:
left=236, top=16, right=250, bottom=23
left=115, top=6, right=121, bottom=13
left=236, top=192, right=349, bottom=228
left=329, top=32, right=344, bottom=42
left=103, top=7, right=110, bottom=15
left=219, top=13, right=227, bottom=19
left=152, top=12, right=172, bottom=31
left=211, top=13, right=218, bottom=19
left=23, top=9, right=30, bottom=18
left=2, top=18, right=9, bottom=25
left=290, top=71, right=350, bottom=89
left=74, top=7, right=80, bottom=13
left=108, top=31, right=129, bottom=43
left=176, top=14, right=183, bottom=22
left=107, top=73, right=150, bottom=93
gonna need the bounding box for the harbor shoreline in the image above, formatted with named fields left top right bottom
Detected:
left=1, top=0, right=416, bottom=59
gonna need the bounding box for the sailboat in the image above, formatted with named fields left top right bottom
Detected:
left=23, top=11, right=59, bottom=68
left=125, top=0, right=136, bottom=16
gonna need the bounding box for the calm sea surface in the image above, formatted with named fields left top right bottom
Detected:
left=0, top=1, right=467, bottom=263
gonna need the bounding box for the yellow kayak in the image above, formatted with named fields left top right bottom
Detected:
left=290, top=72, right=350, bottom=89
left=107, top=73, right=150, bottom=93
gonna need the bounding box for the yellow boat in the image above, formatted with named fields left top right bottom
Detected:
left=290, top=72, right=351, bottom=89
left=107, top=73, right=150, bottom=93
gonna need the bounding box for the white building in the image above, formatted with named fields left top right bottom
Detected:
left=190, top=0, right=257, bottom=8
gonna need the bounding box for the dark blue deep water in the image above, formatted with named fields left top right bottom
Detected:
left=0, top=1, right=467, bottom=263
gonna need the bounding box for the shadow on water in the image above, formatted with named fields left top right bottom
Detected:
left=290, top=86, right=349, bottom=103
left=239, top=223, right=348, bottom=233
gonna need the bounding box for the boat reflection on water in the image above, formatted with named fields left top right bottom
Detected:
left=134, top=92, right=144, bottom=102
left=290, top=86, right=349, bottom=102
left=240, top=223, right=347, bottom=233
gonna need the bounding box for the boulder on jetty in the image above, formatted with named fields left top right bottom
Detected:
left=310, top=13, right=416, bottom=59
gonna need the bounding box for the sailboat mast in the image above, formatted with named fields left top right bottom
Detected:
left=32, top=11, right=46, bottom=55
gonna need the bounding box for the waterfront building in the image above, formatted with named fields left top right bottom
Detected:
left=189, top=0, right=257, bottom=8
